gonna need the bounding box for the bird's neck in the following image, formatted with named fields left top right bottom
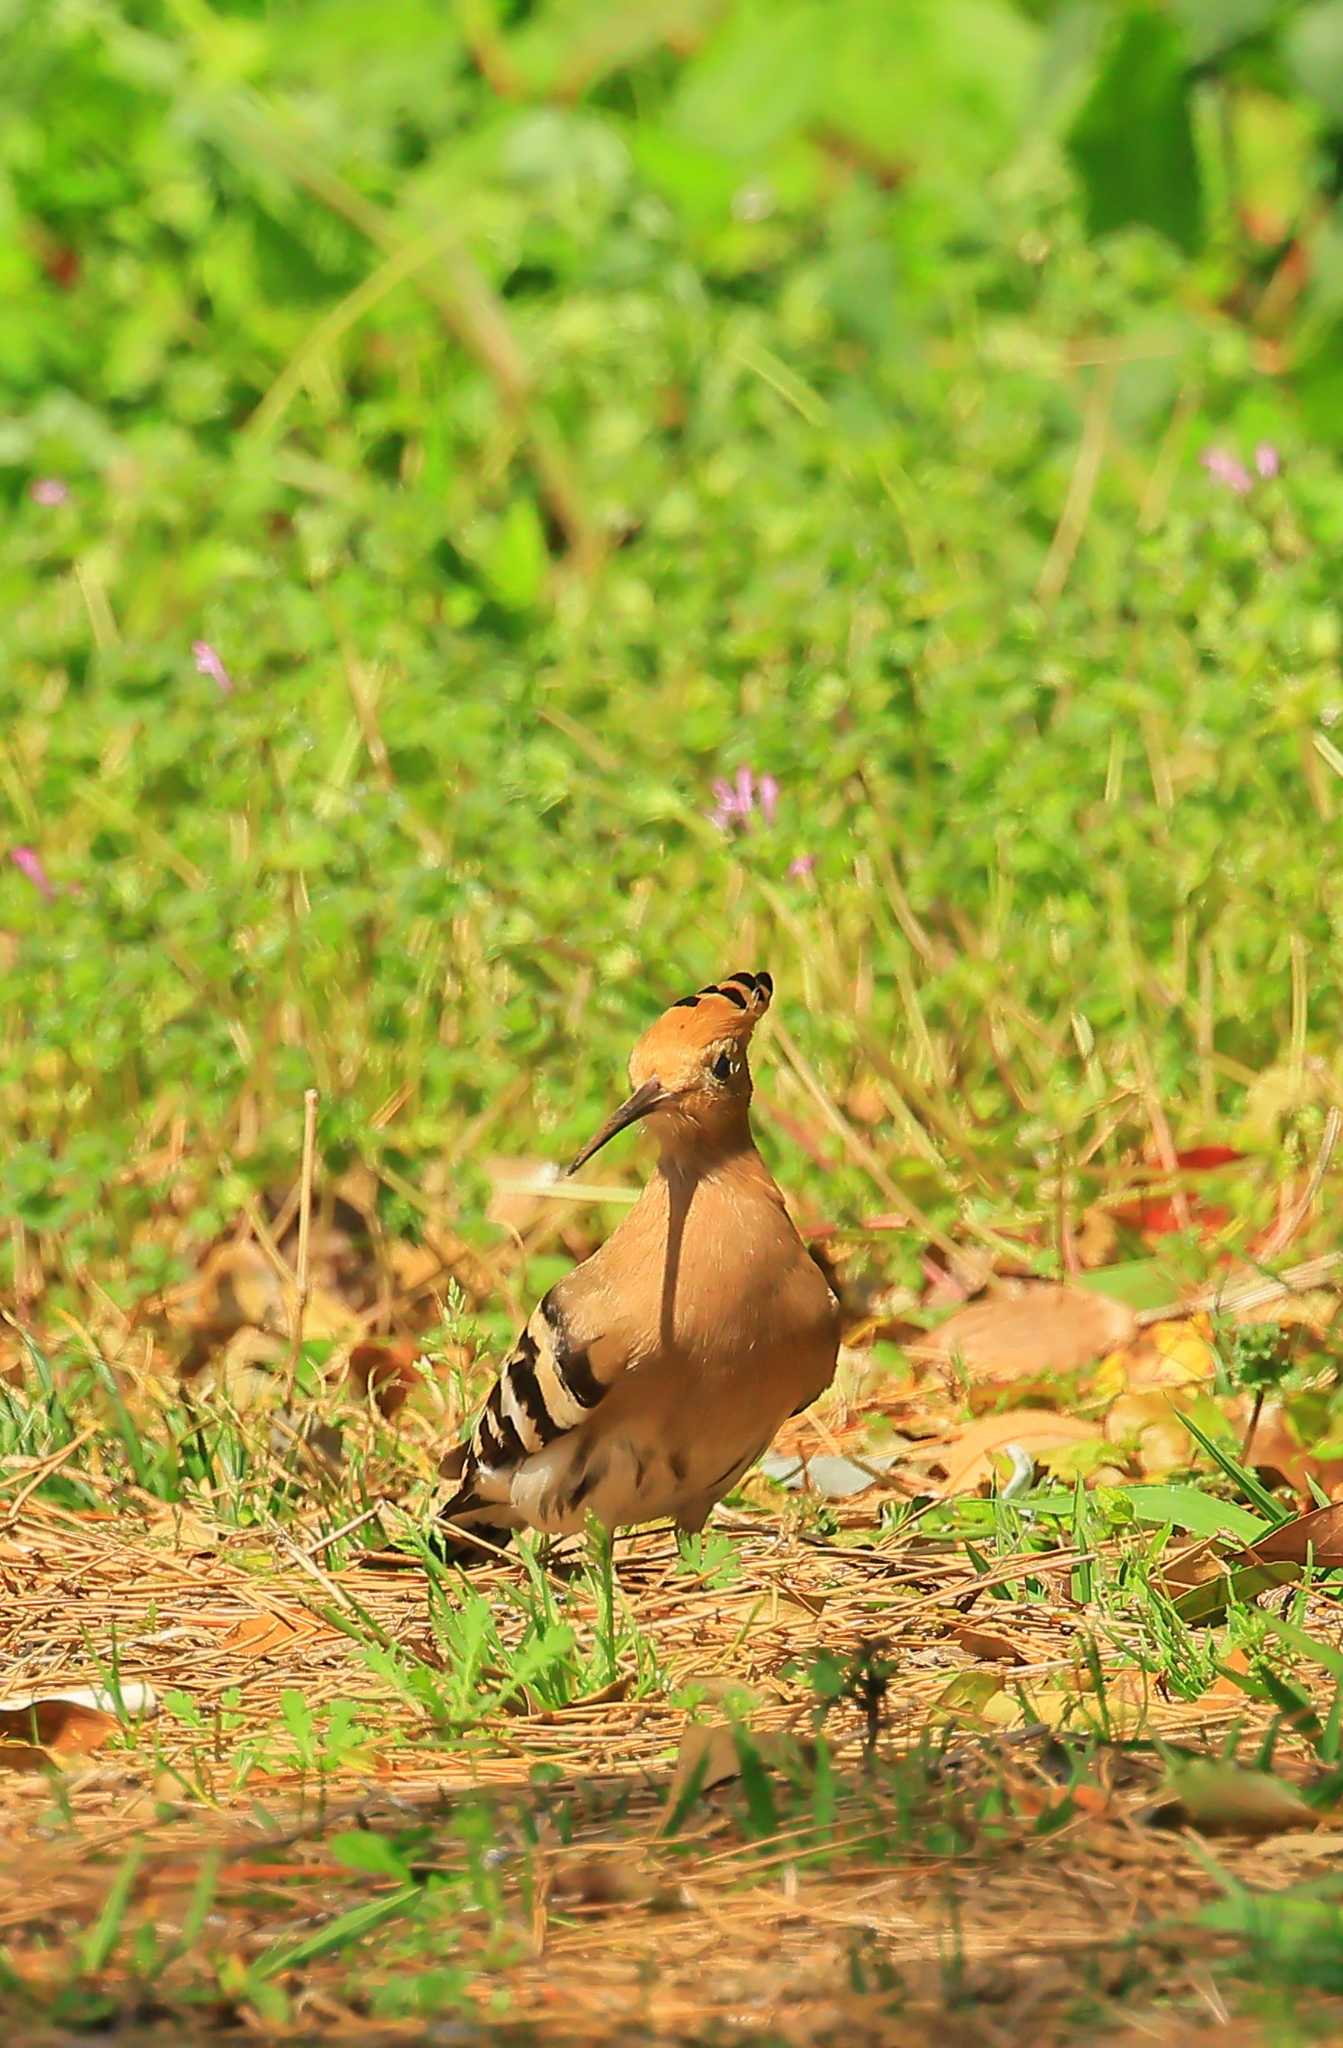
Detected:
left=654, top=1105, right=760, bottom=1182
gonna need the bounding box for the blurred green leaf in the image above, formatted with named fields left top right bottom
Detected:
left=671, top=0, right=829, bottom=155
left=1173, top=1558, right=1300, bottom=1626
left=825, top=0, right=1037, bottom=174
left=479, top=498, right=547, bottom=612
left=503, top=0, right=718, bottom=99
left=1065, top=8, right=1203, bottom=253
left=1294, top=317, right=1343, bottom=442
left=1285, top=0, right=1343, bottom=125
left=1074, top=1263, right=1172, bottom=1310
left=1172, top=0, right=1283, bottom=64
left=1123, top=1486, right=1270, bottom=1542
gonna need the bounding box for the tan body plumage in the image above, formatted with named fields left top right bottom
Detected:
left=440, top=970, right=839, bottom=1545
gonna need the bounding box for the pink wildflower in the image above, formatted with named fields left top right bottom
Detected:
left=192, top=640, right=234, bottom=695
left=9, top=847, right=57, bottom=899
left=1201, top=448, right=1253, bottom=496
left=29, top=478, right=69, bottom=507
left=708, top=766, right=781, bottom=834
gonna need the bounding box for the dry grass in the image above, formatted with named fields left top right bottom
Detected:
left=5, top=1139, right=1343, bottom=2041
left=5, top=1480, right=1343, bottom=2043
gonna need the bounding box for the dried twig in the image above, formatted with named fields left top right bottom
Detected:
left=1137, top=1250, right=1343, bottom=1329
left=1255, top=1106, right=1340, bottom=1264
left=286, top=1088, right=319, bottom=1387
left=1036, top=364, right=1115, bottom=604
left=0, top=1424, right=99, bottom=1526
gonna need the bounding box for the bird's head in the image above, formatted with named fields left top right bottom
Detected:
left=566, top=970, right=773, bottom=1174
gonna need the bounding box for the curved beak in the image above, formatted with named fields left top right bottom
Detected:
left=566, top=1076, right=668, bottom=1176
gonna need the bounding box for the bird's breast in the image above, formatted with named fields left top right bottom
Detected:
left=587, top=1161, right=837, bottom=1375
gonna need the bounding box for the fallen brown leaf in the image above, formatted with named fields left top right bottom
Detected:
left=0, top=1742, right=55, bottom=1774
left=0, top=1332, right=28, bottom=1387
left=186, top=1241, right=285, bottom=1343
left=549, top=1852, right=650, bottom=1909
left=914, top=1284, right=1137, bottom=1395
left=1201, top=1645, right=1255, bottom=1701
left=1092, top=1317, right=1217, bottom=1396
left=200, top=1325, right=288, bottom=1406
left=1257, top=1289, right=1339, bottom=1339
left=1073, top=1207, right=1119, bottom=1269
left=667, top=1722, right=742, bottom=1804
left=1243, top=1406, right=1343, bottom=1503
left=951, top=1623, right=1025, bottom=1666
left=197, top=1608, right=329, bottom=1657
left=1158, top=1536, right=1229, bottom=1595
left=347, top=1340, right=421, bottom=1418
left=844, top=1079, right=887, bottom=1128
left=0, top=1700, right=120, bottom=1756
left=931, top=1410, right=1103, bottom=1495
left=920, top=1249, right=995, bottom=1309
left=1156, top=1760, right=1317, bottom=1834
left=387, top=1240, right=448, bottom=1294
left=1103, top=1392, right=1195, bottom=1478
left=1239, top=1501, right=1343, bottom=1567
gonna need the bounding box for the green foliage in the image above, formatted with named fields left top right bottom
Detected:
left=1229, top=1320, right=1293, bottom=1391
left=3, top=0, right=1343, bottom=1307
left=674, top=1527, right=744, bottom=1587
left=1065, top=11, right=1203, bottom=254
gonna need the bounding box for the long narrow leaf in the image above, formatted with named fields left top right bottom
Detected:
left=252, top=1884, right=421, bottom=1979
left=79, top=1850, right=144, bottom=1976
left=1177, top=1408, right=1287, bottom=1522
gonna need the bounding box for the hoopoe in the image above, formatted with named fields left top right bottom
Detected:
left=438, top=970, right=840, bottom=1549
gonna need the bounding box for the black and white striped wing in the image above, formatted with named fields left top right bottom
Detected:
left=447, top=1288, right=610, bottom=1515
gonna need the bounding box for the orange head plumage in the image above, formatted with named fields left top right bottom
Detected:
left=567, top=970, right=773, bottom=1173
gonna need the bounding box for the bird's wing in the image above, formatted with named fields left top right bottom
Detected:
left=449, top=1283, right=617, bottom=1510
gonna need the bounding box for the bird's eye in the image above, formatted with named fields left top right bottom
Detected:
left=711, top=1051, right=734, bottom=1083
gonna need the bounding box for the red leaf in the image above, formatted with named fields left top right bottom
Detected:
left=348, top=1341, right=420, bottom=1418
left=1175, top=1146, right=1245, bottom=1171
left=1114, top=1197, right=1231, bottom=1240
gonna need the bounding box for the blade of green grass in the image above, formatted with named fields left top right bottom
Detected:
left=252, top=1884, right=422, bottom=1980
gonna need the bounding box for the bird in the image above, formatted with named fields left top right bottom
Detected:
left=437, top=969, right=840, bottom=1551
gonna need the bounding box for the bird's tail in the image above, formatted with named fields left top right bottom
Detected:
left=431, top=1463, right=518, bottom=1565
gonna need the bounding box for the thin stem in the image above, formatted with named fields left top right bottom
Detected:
left=288, top=1088, right=320, bottom=1389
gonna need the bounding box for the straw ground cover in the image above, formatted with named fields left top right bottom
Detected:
left=9, top=1269, right=1343, bottom=2040
left=11, top=0, right=1343, bottom=2036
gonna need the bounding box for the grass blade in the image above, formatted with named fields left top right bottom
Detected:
left=1177, top=1408, right=1288, bottom=1523
left=252, top=1884, right=421, bottom=1980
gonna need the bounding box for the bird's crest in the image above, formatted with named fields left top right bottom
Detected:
left=651, top=968, right=773, bottom=1050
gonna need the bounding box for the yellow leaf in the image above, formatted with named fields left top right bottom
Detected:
left=1162, top=1762, right=1317, bottom=1834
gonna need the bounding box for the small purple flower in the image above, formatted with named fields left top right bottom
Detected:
left=709, top=779, right=739, bottom=832
left=28, top=477, right=69, bottom=507
left=192, top=639, right=233, bottom=695
left=10, top=847, right=57, bottom=899
left=787, top=853, right=815, bottom=881
left=707, top=765, right=781, bottom=834
left=1201, top=447, right=1253, bottom=496
left=1255, top=442, right=1281, bottom=480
